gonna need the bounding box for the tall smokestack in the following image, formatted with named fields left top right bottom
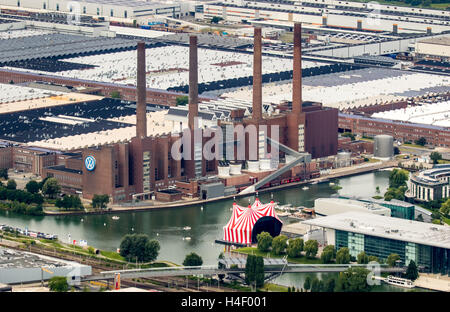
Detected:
left=136, top=41, right=147, bottom=138
left=252, top=27, right=262, bottom=121
left=292, top=23, right=302, bottom=114
left=188, top=35, right=198, bottom=130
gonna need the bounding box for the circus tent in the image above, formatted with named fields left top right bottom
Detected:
left=223, top=198, right=283, bottom=245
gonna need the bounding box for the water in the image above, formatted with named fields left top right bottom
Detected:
left=0, top=171, right=391, bottom=265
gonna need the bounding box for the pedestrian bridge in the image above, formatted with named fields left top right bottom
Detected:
left=82, top=263, right=405, bottom=282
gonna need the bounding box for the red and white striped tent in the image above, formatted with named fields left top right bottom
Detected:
left=223, top=198, right=282, bottom=245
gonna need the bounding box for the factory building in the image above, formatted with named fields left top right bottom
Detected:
left=415, top=36, right=450, bottom=62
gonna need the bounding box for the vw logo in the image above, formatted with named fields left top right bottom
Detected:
left=85, top=156, right=96, bottom=171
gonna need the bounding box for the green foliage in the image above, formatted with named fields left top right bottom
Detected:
left=334, top=267, right=372, bottom=292
left=271, top=235, right=288, bottom=255
left=176, top=95, right=188, bottom=106
left=320, top=245, right=336, bottom=264
left=336, top=247, right=351, bottom=264
left=303, top=276, right=311, bottom=291
left=384, top=186, right=407, bottom=201
left=368, top=255, right=379, bottom=263
left=440, top=199, right=450, bottom=216
left=0, top=168, right=8, bottom=180
left=323, top=277, right=336, bottom=292
left=415, top=137, right=427, bottom=146
left=256, top=231, right=273, bottom=252
left=110, top=91, right=121, bottom=99
left=48, top=276, right=68, bottom=292
left=25, top=180, right=40, bottom=194
left=42, top=178, right=61, bottom=199
left=92, top=194, right=110, bottom=209
left=304, top=240, right=319, bottom=258
left=119, top=234, right=160, bottom=262
left=405, top=260, right=419, bottom=281
left=55, top=195, right=83, bottom=210
left=310, top=277, right=320, bottom=292
left=430, top=152, right=442, bottom=164
left=287, top=238, right=303, bottom=258
left=357, top=251, right=369, bottom=264
left=389, top=169, right=409, bottom=189
left=211, top=16, right=223, bottom=24
left=245, top=255, right=265, bottom=289
left=386, top=253, right=401, bottom=267
left=342, top=132, right=355, bottom=141
left=183, top=252, right=203, bottom=266
left=6, top=179, right=16, bottom=190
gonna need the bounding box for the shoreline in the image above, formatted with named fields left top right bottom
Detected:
left=43, top=161, right=397, bottom=216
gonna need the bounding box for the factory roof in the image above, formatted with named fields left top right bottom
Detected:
left=60, top=0, right=172, bottom=8
left=372, top=100, right=450, bottom=128
left=0, top=247, right=74, bottom=269
left=418, top=36, right=450, bottom=46
left=302, top=212, right=450, bottom=249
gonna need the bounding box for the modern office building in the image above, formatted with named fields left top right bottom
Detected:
left=313, top=198, right=391, bottom=217
left=406, top=164, right=450, bottom=202
left=303, top=212, right=450, bottom=275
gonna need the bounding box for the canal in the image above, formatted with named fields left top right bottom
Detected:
left=0, top=170, right=391, bottom=265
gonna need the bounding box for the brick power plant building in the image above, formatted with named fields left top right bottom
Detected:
left=10, top=23, right=337, bottom=203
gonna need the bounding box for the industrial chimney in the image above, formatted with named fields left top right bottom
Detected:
left=292, top=23, right=302, bottom=114
left=136, top=41, right=147, bottom=138
left=188, top=35, right=199, bottom=130
left=252, top=27, right=263, bottom=121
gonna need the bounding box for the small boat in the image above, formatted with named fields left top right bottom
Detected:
left=302, top=186, right=309, bottom=190
left=112, top=216, right=120, bottom=220
left=329, top=182, right=335, bottom=186
left=384, top=275, right=415, bottom=289
left=183, top=226, right=191, bottom=231
left=183, top=237, right=191, bottom=241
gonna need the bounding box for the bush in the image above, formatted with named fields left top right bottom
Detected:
left=287, top=238, right=303, bottom=258
left=271, top=235, right=288, bottom=255
left=183, top=252, right=203, bottom=266
left=48, top=276, right=68, bottom=292
left=336, top=247, right=351, bottom=264
left=256, top=231, right=272, bottom=252
left=119, top=234, right=160, bottom=262
left=304, top=240, right=319, bottom=258
left=6, top=179, right=16, bottom=190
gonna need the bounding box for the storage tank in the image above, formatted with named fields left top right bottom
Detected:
left=374, top=135, right=394, bottom=159
left=335, top=151, right=351, bottom=168
left=247, top=160, right=260, bottom=172
left=229, top=163, right=242, bottom=175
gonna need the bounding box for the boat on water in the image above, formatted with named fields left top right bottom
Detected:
left=302, top=186, right=309, bottom=190
left=112, top=216, right=120, bottom=220
left=183, top=237, right=191, bottom=241
left=384, top=275, right=415, bottom=289
left=183, top=226, right=191, bottom=231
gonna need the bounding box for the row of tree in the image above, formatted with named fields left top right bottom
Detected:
left=257, top=232, right=319, bottom=258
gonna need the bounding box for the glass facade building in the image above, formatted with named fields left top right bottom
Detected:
left=335, top=230, right=450, bottom=275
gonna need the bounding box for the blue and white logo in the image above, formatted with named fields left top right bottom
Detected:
left=85, top=155, right=96, bottom=171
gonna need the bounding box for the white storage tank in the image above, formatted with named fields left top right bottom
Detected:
left=374, top=135, right=394, bottom=159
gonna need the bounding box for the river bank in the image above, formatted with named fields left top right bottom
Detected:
left=43, top=160, right=397, bottom=216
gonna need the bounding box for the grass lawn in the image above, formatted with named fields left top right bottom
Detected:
left=233, top=247, right=322, bottom=264
left=438, top=159, right=450, bottom=164
left=402, top=143, right=427, bottom=149
left=366, top=158, right=381, bottom=163
left=443, top=217, right=450, bottom=226
left=100, top=250, right=126, bottom=262
left=262, top=283, right=289, bottom=292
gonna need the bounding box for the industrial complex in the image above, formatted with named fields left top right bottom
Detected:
left=0, top=0, right=449, bottom=294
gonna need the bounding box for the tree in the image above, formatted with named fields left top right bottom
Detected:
left=176, top=95, right=188, bottom=106
left=110, top=91, right=121, bottom=99
left=42, top=178, right=60, bottom=199
left=211, top=16, right=223, bottom=24
left=440, top=198, right=450, bottom=216
left=310, top=277, right=320, bottom=292
left=271, top=235, right=288, bottom=255
left=415, top=137, right=427, bottom=146
left=183, top=252, right=203, bottom=266
left=48, top=276, right=68, bottom=292
left=6, top=179, right=16, bottom=190
left=119, top=234, right=160, bottom=262
left=56, top=195, right=83, bottom=210
left=92, top=194, right=110, bottom=209
left=25, top=180, right=40, bottom=194
left=334, top=267, right=372, bottom=292
left=256, top=231, right=272, bottom=252
left=303, top=276, right=311, bottom=291
left=304, top=240, right=319, bottom=258
left=387, top=253, right=401, bottom=267
left=245, top=255, right=264, bottom=289
left=430, top=152, right=442, bottom=165
left=357, top=251, right=369, bottom=264
left=323, top=277, right=336, bottom=292
left=389, top=169, right=409, bottom=188
left=287, top=238, right=303, bottom=258
left=0, top=168, right=8, bottom=180
left=321, top=245, right=336, bottom=264
left=368, top=255, right=379, bottom=263
left=336, top=247, right=351, bottom=264
left=342, top=132, right=355, bottom=141
left=384, top=186, right=407, bottom=201
left=405, top=260, right=419, bottom=281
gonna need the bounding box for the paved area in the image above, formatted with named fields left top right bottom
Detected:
left=415, top=273, right=450, bottom=292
